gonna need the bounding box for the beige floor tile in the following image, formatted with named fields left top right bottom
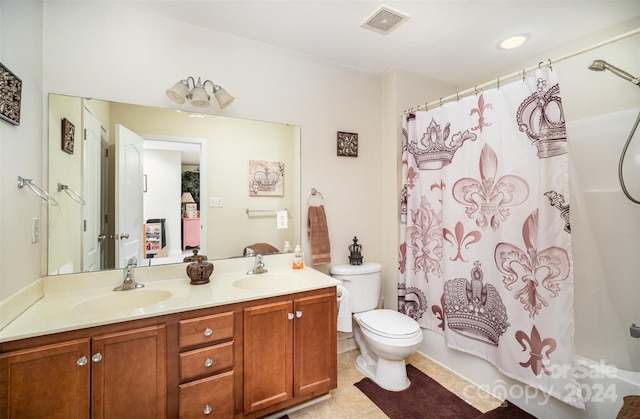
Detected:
left=337, top=366, right=365, bottom=388
left=409, top=356, right=453, bottom=383
left=331, top=384, right=380, bottom=417
left=287, top=398, right=348, bottom=419
left=291, top=348, right=501, bottom=418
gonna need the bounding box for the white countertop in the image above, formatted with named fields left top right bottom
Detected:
left=0, top=254, right=340, bottom=343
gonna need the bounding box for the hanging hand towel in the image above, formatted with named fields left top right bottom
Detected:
left=336, top=284, right=352, bottom=333
left=307, top=205, right=331, bottom=265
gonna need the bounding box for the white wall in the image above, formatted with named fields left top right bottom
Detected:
left=0, top=2, right=45, bottom=302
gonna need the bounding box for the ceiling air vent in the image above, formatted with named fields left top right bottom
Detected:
left=361, top=6, right=409, bottom=35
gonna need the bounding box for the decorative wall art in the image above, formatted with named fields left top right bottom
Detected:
left=337, top=131, right=358, bottom=157
left=0, top=61, right=22, bottom=126
left=61, top=118, right=75, bottom=154
left=249, top=160, right=284, bottom=196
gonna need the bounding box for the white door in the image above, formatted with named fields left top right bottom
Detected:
left=83, top=107, right=101, bottom=272
left=115, top=124, right=144, bottom=268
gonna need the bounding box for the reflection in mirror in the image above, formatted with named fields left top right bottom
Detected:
left=48, top=94, right=300, bottom=275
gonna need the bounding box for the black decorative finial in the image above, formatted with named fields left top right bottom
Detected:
left=348, top=236, right=363, bottom=265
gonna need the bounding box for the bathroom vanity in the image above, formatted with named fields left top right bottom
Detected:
left=0, top=255, right=339, bottom=418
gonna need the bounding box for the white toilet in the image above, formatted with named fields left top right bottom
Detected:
left=331, top=262, right=423, bottom=391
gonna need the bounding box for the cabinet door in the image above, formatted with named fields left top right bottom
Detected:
left=243, top=300, right=293, bottom=413
left=294, top=292, right=337, bottom=396
left=0, top=339, right=91, bottom=419
left=91, top=325, right=166, bottom=419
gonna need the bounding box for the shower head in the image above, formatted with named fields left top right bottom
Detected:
left=588, top=59, right=640, bottom=86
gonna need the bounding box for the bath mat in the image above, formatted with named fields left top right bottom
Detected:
left=474, top=400, right=537, bottom=418
left=354, top=364, right=537, bottom=419
left=616, top=395, right=640, bottom=419
left=354, top=364, right=482, bottom=418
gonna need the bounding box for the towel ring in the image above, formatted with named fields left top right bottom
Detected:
left=308, top=188, right=325, bottom=206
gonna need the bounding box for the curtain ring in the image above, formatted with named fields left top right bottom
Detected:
left=456, top=92, right=460, bottom=102
left=539, top=61, right=543, bottom=69
left=474, top=85, right=479, bottom=96
left=496, top=77, right=500, bottom=90
left=439, top=97, right=443, bottom=107
left=548, top=59, right=553, bottom=70
left=522, top=69, right=526, bottom=81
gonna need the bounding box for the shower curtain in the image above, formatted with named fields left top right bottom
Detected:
left=398, top=68, right=584, bottom=408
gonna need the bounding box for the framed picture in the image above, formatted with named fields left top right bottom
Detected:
left=0, top=61, right=22, bottom=126
left=249, top=160, right=284, bottom=196
left=61, top=118, right=75, bottom=154
left=337, top=131, right=358, bottom=157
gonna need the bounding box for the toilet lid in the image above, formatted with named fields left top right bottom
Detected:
left=358, top=309, right=421, bottom=339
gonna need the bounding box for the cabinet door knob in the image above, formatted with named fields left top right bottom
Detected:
left=204, top=358, right=213, bottom=368
left=91, top=353, right=103, bottom=363
left=296, top=310, right=303, bottom=318
left=203, top=404, right=212, bottom=415
left=287, top=312, right=294, bottom=320
left=77, top=356, right=88, bottom=366
left=203, top=328, right=213, bottom=337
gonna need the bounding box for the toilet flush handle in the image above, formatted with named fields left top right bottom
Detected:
left=340, top=276, right=352, bottom=282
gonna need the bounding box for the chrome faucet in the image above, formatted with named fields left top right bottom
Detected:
left=114, top=257, right=145, bottom=291
left=247, top=254, right=267, bottom=275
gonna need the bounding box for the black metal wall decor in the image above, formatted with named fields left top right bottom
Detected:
left=348, top=236, right=363, bottom=265
left=61, top=118, right=75, bottom=154
left=0, top=61, right=22, bottom=126
left=337, top=131, right=358, bottom=157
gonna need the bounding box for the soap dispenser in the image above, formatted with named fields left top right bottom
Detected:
left=292, top=244, right=305, bottom=269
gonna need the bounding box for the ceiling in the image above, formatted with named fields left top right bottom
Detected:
left=119, top=0, right=639, bottom=86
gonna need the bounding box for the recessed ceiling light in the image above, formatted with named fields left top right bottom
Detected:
left=499, top=34, right=529, bottom=50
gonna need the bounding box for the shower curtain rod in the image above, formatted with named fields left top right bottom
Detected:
left=402, top=27, right=640, bottom=115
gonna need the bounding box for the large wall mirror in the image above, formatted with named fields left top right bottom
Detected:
left=48, top=94, right=301, bottom=275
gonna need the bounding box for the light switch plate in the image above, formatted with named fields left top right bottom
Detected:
left=209, top=197, right=223, bottom=207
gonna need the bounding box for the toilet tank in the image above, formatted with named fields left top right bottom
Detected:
left=330, top=262, right=382, bottom=313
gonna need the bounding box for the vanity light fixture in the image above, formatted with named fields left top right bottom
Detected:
left=498, top=34, right=529, bottom=50
left=166, top=76, right=234, bottom=109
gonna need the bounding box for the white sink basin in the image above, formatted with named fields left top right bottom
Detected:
left=232, top=273, right=299, bottom=290
left=72, top=289, right=172, bottom=314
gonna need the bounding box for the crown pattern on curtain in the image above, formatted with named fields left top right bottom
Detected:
left=398, top=68, right=583, bottom=409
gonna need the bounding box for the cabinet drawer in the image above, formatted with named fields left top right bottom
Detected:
left=179, top=311, right=234, bottom=348
left=180, top=341, right=234, bottom=381
left=179, top=371, right=234, bottom=419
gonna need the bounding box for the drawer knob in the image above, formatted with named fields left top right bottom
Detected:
left=204, top=358, right=214, bottom=368
left=77, top=356, right=88, bottom=366
left=204, top=404, right=212, bottom=415
left=287, top=313, right=294, bottom=320
left=91, top=353, right=103, bottom=363
left=296, top=310, right=303, bottom=318
left=203, top=328, right=213, bottom=337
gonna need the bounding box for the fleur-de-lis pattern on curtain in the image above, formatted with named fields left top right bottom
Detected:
left=398, top=69, right=583, bottom=408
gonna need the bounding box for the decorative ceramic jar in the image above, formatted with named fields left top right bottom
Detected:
left=186, top=255, right=214, bottom=285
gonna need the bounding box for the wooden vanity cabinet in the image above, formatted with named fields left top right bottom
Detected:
left=0, top=285, right=337, bottom=419
left=0, top=324, right=166, bottom=419
left=243, top=290, right=337, bottom=416
left=178, top=311, right=235, bottom=418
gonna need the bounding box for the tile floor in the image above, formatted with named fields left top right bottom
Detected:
left=285, top=349, right=503, bottom=418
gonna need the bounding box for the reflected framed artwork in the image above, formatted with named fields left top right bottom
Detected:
left=61, top=118, right=75, bottom=154
left=249, top=160, right=284, bottom=196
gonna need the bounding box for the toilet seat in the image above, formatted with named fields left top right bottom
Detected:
left=356, top=309, right=421, bottom=340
